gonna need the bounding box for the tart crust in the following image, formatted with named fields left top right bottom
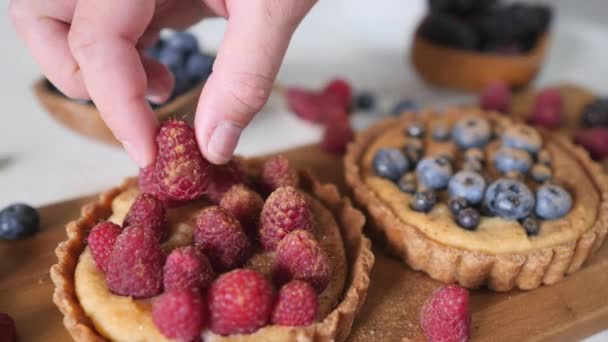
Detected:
left=51, top=165, right=374, bottom=341
left=345, top=109, right=608, bottom=291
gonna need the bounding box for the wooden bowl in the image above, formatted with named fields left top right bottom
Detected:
left=411, top=24, right=550, bottom=92
left=33, top=78, right=203, bottom=145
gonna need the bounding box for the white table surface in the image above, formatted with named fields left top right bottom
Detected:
left=1, top=1, right=606, bottom=340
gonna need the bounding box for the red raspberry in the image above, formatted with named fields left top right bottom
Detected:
left=421, top=285, right=470, bottom=342
left=139, top=166, right=185, bottom=208
left=164, top=246, right=215, bottom=292
left=479, top=82, right=511, bottom=114
left=574, top=128, right=608, bottom=160
left=273, top=230, right=331, bottom=293
left=106, top=225, right=164, bottom=298
left=271, top=280, right=318, bottom=326
left=194, top=206, right=251, bottom=271
left=529, top=88, right=563, bottom=129
left=321, top=110, right=354, bottom=155
left=259, top=186, right=314, bottom=250
left=0, top=312, right=17, bottom=342
left=285, top=88, right=326, bottom=123
left=154, top=120, right=211, bottom=201
left=208, top=269, right=273, bottom=335
left=261, top=155, right=299, bottom=192
left=323, top=78, right=352, bottom=112
left=219, top=184, right=264, bottom=233
left=123, top=193, right=168, bottom=241
left=152, top=288, right=206, bottom=341
left=205, top=160, right=245, bottom=203
left=87, top=221, right=122, bottom=273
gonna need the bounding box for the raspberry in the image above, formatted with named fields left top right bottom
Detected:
left=208, top=269, right=273, bottom=335
left=285, top=88, right=325, bottom=124
left=479, top=82, right=511, bottom=114
left=154, top=120, right=211, bottom=201
left=123, top=193, right=168, bottom=241
left=321, top=110, right=354, bottom=154
left=106, top=225, right=164, bottom=298
left=219, top=184, right=264, bottom=233
left=138, top=166, right=184, bottom=208
left=574, top=128, right=608, bottom=160
left=259, top=186, right=314, bottom=250
left=273, top=230, right=331, bottom=293
left=420, top=285, right=471, bottom=342
left=205, top=160, right=245, bottom=203
left=323, top=78, right=352, bottom=112
left=271, top=280, right=318, bottom=327
left=152, top=289, right=206, bottom=341
left=164, top=246, right=215, bottom=292
left=261, top=155, right=299, bottom=192
left=0, top=312, right=16, bottom=342
left=87, top=221, right=122, bottom=273
left=528, top=88, right=563, bottom=129
left=194, top=206, right=251, bottom=271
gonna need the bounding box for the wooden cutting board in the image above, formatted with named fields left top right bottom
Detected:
left=1, top=144, right=607, bottom=342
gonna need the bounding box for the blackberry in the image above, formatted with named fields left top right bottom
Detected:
left=420, top=13, right=478, bottom=50
left=581, top=98, right=608, bottom=127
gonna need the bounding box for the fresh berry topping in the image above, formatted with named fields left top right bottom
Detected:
left=259, top=186, right=314, bottom=250
left=448, top=197, right=469, bottom=216
left=392, top=99, right=419, bottom=115
left=0, top=203, right=40, bottom=240
left=321, top=111, right=355, bottom=155
left=431, top=122, right=451, bottom=141
left=406, top=122, right=425, bottom=138
left=164, top=246, right=215, bottom=292
left=521, top=216, right=540, bottom=236
left=574, top=128, right=608, bottom=160
left=535, top=184, right=572, bottom=220
left=480, top=82, right=511, bottom=114
left=154, top=120, right=211, bottom=201
left=271, top=280, right=318, bottom=327
left=529, top=88, right=563, bottom=129
left=464, top=148, right=485, bottom=162
left=453, top=116, right=492, bottom=150
left=398, top=173, right=417, bottom=194
left=88, top=221, right=122, bottom=272
left=123, top=193, right=168, bottom=241
left=185, top=52, right=213, bottom=83
left=493, top=147, right=533, bottom=173
left=420, top=285, right=470, bottom=342
left=410, top=191, right=437, bottom=213
left=106, top=225, right=164, bottom=298
left=138, top=165, right=158, bottom=195
left=274, top=230, right=331, bottom=293
left=448, top=171, right=486, bottom=205
left=0, top=312, right=16, bottom=342
left=355, top=91, right=376, bottom=111
left=205, top=160, right=244, bottom=203
left=456, top=207, right=480, bottom=230
left=208, top=269, right=273, bottom=335
left=373, top=148, right=409, bottom=182
left=582, top=98, right=608, bottom=127
left=484, top=178, right=535, bottom=220
left=261, top=155, right=299, bottom=192
left=285, top=88, right=325, bottom=123
left=194, top=206, right=251, bottom=271
left=530, top=164, right=552, bottom=183
left=152, top=289, right=206, bottom=341
left=404, top=139, right=424, bottom=166
left=501, top=124, right=542, bottom=154
left=219, top=184, right=264, bottom=233
left=416, top=156, right=453, bottom=190
left=165, top=31, right=199, bottom=54
left=323, top=78, right=352, bottom=111
left=420, top=13, right=478, bottom=49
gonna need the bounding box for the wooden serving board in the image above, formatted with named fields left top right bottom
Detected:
left=1, top=144, right=607, bottom=342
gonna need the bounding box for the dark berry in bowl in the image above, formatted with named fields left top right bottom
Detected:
left=456, top=207, right=480, bottom=230
left=581, top=98, right=608, bottom=127
left=420, top=13, right=478, bottom=50
left=428, top=0, right=498, bottom=16
left=410, top=191, right=437, bottom=213
left=0, top=203, right=40, bottom=240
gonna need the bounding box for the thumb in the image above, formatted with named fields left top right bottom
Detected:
left=194, top=0, right=315, bottom=164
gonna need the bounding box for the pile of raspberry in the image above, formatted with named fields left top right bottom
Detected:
left=87, top=120, right=332, bottom=340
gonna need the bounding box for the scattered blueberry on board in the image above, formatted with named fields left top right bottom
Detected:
left=0, top=203, right=40, bottom=240
left=355, top=92, right=376, bottom=111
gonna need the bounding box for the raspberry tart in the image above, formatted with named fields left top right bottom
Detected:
left=345, top=108, right=608, bottom=291
left=51, top=120, right=373, bottom=341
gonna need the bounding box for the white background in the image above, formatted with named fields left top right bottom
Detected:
left=1, top=1, right=607, bottom=339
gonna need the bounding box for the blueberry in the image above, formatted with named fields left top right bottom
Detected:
left=410, top=191, right=437, bottom=213
left=531, top=164, right=552, bottom=183
left=448, top=171, right=486, bottom=205
left=355, top=92, right=376, bottom=111
left=494, top=147, right=533, bottom=173
left=0, top=204, right=40, bottom=240
left=166, top=31, right=199, bottom=54
left=185, top=52, right=213, bottom=84
left=169, top=64, right=191, bottom=97
left=398, top=173, right=417, bottom=194
left=431, top=122, right=451, bottom=141
left=158, top=47, right=185, bottom=69
left=373, top=148, right=409, bottom=181
left=403, top=139, right=424, bottom=166
left=521, top=216, right=540, bottom=236
left=457, top=207, right=480, bottom=230
left=535, top=184, right=572, bottom=220
left=462, top=159, right=483, bottom=173
left=484, top=178, right=535, bottom=220
left=405, top=122, right=425, bottom=138
left=581, top=98, right=608, bottom=127
left=464, top=148, right=484, bottom=162
left=537, top=149, right=552, bottom=166
left=145, top=39, right=165, bottom=60
left=452, top=115, right=492, bottom=149
left=416, top=156, right=453, bottom=190
left=392, top=99, right=419, bottom=115
left=420, top=13, right=478, bottom=49
left=501, top=124, right=542, bottom=154
left=448, top=197, right=469, bottom=215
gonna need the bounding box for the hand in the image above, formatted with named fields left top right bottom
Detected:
left=10, top=0, right=316, bottom=166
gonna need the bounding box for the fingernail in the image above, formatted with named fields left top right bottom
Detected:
left=122, top=140, right=150, bottom=168
left=207, top=121, right=242, bottom=164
